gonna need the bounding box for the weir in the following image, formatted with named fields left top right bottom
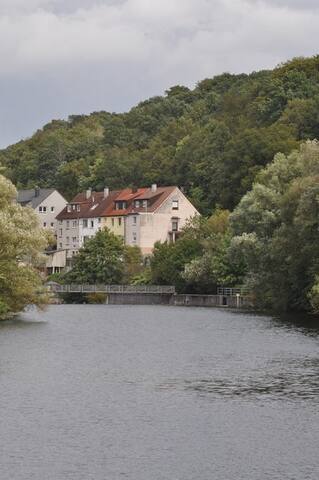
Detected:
left=46, top=283, right=251, bottom=308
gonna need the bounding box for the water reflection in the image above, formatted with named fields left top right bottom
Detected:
left=159, top=357, right=319, bottom=402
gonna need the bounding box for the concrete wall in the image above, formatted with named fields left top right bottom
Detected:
left=107, top=293, right=172, bottom=305
left=170, top=294, right=253, bottom=308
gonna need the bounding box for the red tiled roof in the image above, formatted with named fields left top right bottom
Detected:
left=56, top=186, right=177, bottom=220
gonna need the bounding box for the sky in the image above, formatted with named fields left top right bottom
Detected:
left=0, top=0, right=318, bottom=148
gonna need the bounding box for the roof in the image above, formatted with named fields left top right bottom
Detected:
left=17, top=188, right=56, bottom=208
left=56, top=186, right=178, bottom=220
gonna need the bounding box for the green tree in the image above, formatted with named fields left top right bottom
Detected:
left=230, top=141, right=319, bottom=312
left=66, top=229, right=124, bottom=284
left=0, top=175, right=48, bottom=319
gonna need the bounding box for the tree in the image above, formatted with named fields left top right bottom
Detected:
left=230, top=141, right=319, bottom=312
left=182, top=210, right=246, bottom=291
left=123, top=245, right=144, bottom=283
left=65, top=229, right=125, bottom=284
left=0, top=175, right=48, bottom=319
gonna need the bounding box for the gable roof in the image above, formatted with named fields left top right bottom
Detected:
left=17, top=188, right=56, bottom=209
left=56, top=186, right=179, bottom=220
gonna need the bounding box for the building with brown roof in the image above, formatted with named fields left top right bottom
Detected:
left=56, top=184, right=199, bottom=259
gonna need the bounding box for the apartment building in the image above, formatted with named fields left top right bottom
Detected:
left=56, top=184, right=199, bottom=258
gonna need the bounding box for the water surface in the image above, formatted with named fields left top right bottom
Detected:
left=0, top=305, right=318, bottom=479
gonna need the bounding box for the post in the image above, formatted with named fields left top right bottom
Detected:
left=236, top=293, right=240, bottom=308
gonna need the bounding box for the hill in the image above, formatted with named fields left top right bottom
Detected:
left=1, top=55, right=319, bottom=214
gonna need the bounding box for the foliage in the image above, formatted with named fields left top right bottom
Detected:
left=123, top=245, right=144, bottom=283
left=150, top=210, right=245, bottom=293
left=0, top=175, right=48, bottom=318
left=64, top=228, right=125, bottom=284
left=1, top=56, right=319, bottom=212
left=230, top=141, right=319, bottom=312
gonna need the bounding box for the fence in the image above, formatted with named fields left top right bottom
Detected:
left=47, top=284, right=176, bottom=295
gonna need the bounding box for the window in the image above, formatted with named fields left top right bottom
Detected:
left=59, top=242, right=62, bottom=248
left=50, top=222, right=54, bottom=227
left=43, top=206, right=47, bottom=213
left=133, top=216, right=137, bottom=225
left=59, top=220, right=62, bottom=225
left=77, top=205, right=80, bottom=212
left=59, top=229, right=62, bottom=237
left=66, top=236, right=70, bottom=244
left=172, top=220, right=178, bottom=232
left=132, top=232, right=137, bottom=243
left=51, top=206, right=55, bottom=212
left=142, top=200, right=148, bottom=208
left=98, top=218, right=101, bottom=223
left=67, top=205, right=71, bottom=213
left=118, top=217, right=122, bottom=226
left=172, top=199, right=179, bottom=210
left=115, top=201, right=126, bottom=210
left=39, top=206, right=43, bottom=213
left=66, top=220, right=70, bottom=230
left=72, top=220, right=77, bottom=227
left=83, top=219, right=88, bottom=228
left=43, top=222, right=47, bottom=227
left=83, top=236, right=89, bottom=244
left=135, top=200, right=140, bottom=208
left=72, top=237, right=77, bottom=243
left=111, top=218, right=114, bottom=227
left=90, top=220, right=94, bottom=228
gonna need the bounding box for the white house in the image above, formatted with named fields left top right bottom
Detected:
left=17, top=187, right=67, bottom=235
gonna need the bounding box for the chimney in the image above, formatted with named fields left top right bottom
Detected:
left=34, top=186, right=40, bottom=197
left=151, top=183, right=157, bottom=193
left=103, top=187, right=109, bottom=198
left=86, top=188, right=92, bottom=199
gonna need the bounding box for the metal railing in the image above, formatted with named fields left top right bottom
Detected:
left=217, top=287, right=249, bottom=296
left=47, top=284, right=176, bottom=294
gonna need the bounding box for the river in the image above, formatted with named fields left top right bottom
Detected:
left=0, top=305, right=318, bottom=479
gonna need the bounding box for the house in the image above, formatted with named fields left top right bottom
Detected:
left=56, top=184, right=199, bottom=258
left=17, top=187, right=67, bottom=235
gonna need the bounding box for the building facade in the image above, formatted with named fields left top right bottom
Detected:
left=56, top=185, right=199, bottom=259
left=17, top=187, right=67, bottom=235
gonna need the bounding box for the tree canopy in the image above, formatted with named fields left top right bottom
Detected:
left=1, top=56, right=319, bottom=214
left=0, top=175, right=48, bottom=318
left=230, top=140, right=319, bottom=312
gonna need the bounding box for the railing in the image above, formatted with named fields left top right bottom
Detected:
left=47, top=284, right=176, bottom=294
left=217, top=287, right=249, bottom=296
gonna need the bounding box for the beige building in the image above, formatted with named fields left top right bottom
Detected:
left=124, top=186, right=199, bottom=254
left=56, top=184, right=199, bottom=259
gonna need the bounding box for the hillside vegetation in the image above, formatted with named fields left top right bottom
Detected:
left=1, top=56, right=319, bottom=214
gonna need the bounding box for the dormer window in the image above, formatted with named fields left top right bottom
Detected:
left=135, top=200, right=140, bottom=208
left=77, top=205, right=80, bottom=212
left=72, top=204, right=76, bottom=211
left=67, top=205, right=71, bottom=213
left=115, top=201, right=127, bottom=210
left=142, top=200, right=148, bottom=208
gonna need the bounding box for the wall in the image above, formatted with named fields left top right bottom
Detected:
left=102, top=216, right=125, bottom=238
left=138, top=188, right=199, bottom=255
left=107, top=293, right=172, bottom=305
left=37, top=190, right=67, bottom=234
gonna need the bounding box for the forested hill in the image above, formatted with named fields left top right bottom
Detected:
left=1, top=56, right=319, bottom=214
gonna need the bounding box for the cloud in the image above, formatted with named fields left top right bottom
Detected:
left=0, top=0, right=318, bottom=147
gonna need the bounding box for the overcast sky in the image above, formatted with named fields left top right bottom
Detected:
left=0, top=0, right=318, bottom=148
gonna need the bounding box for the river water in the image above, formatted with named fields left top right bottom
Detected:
left=0, top=305, right=318, bottom=480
